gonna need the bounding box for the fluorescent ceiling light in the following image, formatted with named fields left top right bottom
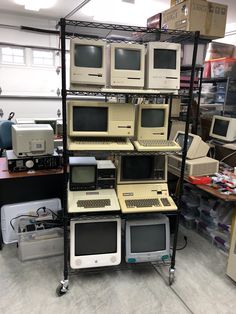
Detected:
left=14, top=0, right=57, bottom=12
left=81, top=0, right=168, bottom=26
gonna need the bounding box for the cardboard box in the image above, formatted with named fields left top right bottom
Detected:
left=162, top=0, right=228, bottom=39
left=147, top=13, right=162, bottom=29
left=171, top=0, right=185, bottom=6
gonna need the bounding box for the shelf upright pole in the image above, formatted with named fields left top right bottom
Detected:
left=60, top=17, right=69, bottom=281
left=167, top=94, right=173, bottom=139
left=170, top=31, right=200, bottom=270
left=193, top=66, right=203, bottom=134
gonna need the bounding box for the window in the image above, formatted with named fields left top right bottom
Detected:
left=32, top=49, right=55, bottom=66
left=1, top=46, right=25, bottom=65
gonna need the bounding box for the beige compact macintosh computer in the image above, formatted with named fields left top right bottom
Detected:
left=116, top=154, right=177, bottom=213
left=133, top=103, right=181, bottom=152
left=67, top=101, right=135, bottom=151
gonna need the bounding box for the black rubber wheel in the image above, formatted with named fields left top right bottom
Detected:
left=56, top=283, right=68, bottom=297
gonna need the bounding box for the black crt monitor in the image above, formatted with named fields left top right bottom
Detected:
left=74, top=44, right=103, bottom=68
left=154, top=49, right=177, bottom=69
left=141, top=108, right=165, bottom=127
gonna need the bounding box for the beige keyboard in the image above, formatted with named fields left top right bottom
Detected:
left=68, top=137, right=134, bottom=151
left=134, top=139, right=181, bottom=152
left=77, top=199, right=111, bottom=208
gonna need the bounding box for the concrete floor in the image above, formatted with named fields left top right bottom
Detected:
left=0, top=226, right=235, bottom=314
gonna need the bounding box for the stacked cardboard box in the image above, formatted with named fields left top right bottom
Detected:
left=163, top=0, right=228, bottom=39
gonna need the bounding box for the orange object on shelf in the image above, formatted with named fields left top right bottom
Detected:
left=188, top=176, right=212, bottom=185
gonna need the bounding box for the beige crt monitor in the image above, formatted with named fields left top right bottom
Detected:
left=209, top=115, right=236, bottom=142
left=70, top=38, right=106, bottom=87
left=145, top=42, right=181, bottom=90
left=174, top=131, right=209, bottom=159
left=108, top=43, right=145, bottom=88
left=135, top=103, right=169, bottom=141
left=67, top=101, right=135, bottom=138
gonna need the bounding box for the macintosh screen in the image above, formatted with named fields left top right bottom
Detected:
left=130, top=224, right=166, bottom=253
left=115, top=48, right=141, bottom=70
left=74, top=44, right=103, bottom=68
left=213, top=119, right=229, bottom=137
left=175, top=133, right=193, bottom=151
left=141, top=109, right=165, bottom=127
left=154, top=49, right=176, bottom=69
left=71, top=166, right=96, bottom=184
left=73, top=107, right=108, bottom=132
left=75, top=222, right=117, bottom=256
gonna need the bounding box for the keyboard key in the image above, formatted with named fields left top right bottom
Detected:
left=161, top=198, right=171, bottom=206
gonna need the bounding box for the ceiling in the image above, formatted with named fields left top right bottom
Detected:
left=0, top=0, right=235, bottom=28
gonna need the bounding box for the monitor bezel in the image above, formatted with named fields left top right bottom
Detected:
left=145, top=42, right=181, bottom=90
left=125, top=216, right=170, bottom=263
left=209, top=115, right=236, bottom=142
left=116, top=154, right=167, bottom=184
left=109, top=43, right=145, bottom=88
left=136, top=103, right=169, bottom=141
left=70, top=38, right=106, bottom=86
left=70, top=217, right=121, bottom=269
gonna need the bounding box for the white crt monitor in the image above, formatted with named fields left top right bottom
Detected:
left=209, top=115, right=236, bottom=142
left=125, top=215, right=170, bottom=263
left=145, top=42, right=181, bottom=90
left=11, top=124, right=54, bottom=157
left=67, top=101, right=135, bottom=137
left=70, top=38, right=106, bottom=86
left=136, top=103, right=169, bottom=140
left=109, top=43, right=145, bottom=88
left=70, top=217, right=121, bottom=269
left=174, top=131, right=209, bottom=160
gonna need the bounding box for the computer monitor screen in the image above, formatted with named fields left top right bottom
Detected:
left=136, top=104, right=169, bottom=140
left=130, top=224, right=165, bottom=253
left=141, top=109, right=165, bottom=127
left=209, top=115, right=236, bottom=142
left=126, top=215, right=170, bottom=263
left=69, top=156, right=97, bottom=191
left=73, top=107, right=108, bottom=132
left=118, top=154, right=166, bottom=184
left=115, top=48, right=140, bottom=70
left=145, top=42, right=181, bottom=90
left=212, top=119, right=229, bottom=137
left=70, top=38, right=106, bottom=86
left=109, top=43, right=145, bottom=88
left=67, top=101, right=135, bottom=137
left=74, top=44, right=102, bottom=68
left=154, top=49, right=176, bottom=69
left=174, top=131, right=209, bottom=159
left=70, top=217, right=121, bottom=269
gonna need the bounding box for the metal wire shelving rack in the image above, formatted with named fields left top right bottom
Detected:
left=57, top=17, right=200, bottom=296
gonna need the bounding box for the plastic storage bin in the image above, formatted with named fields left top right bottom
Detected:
left=18, top=227, right=64, bottom=261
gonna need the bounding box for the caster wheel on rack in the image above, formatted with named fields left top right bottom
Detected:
left=56, top=280, right=69, bottom=297
left=169, top=268, right=175, bottom=286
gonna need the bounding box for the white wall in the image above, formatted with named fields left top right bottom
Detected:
left=0, top=12, right=69, bottom=120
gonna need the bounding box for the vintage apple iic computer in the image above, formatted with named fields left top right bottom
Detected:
left=125, top=214, right=170, bottom=263
left=67, top=101, right=135, bottom=151
left=209, top=115, right=236, bottom=142
left=70, top=216, right=121, bottom=269
left=70, top=38, right=106, bottom=88
left=145, top=42, right=181, bottom=91
left=107, top=42, right=145, bottom=88
left=173, top=131, right=210, bottom=159
left=116, top=154, right=177, bottom=213
left=11, top=124, right=54, bottom=157
left=133, top=103, right=181, bottom=152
